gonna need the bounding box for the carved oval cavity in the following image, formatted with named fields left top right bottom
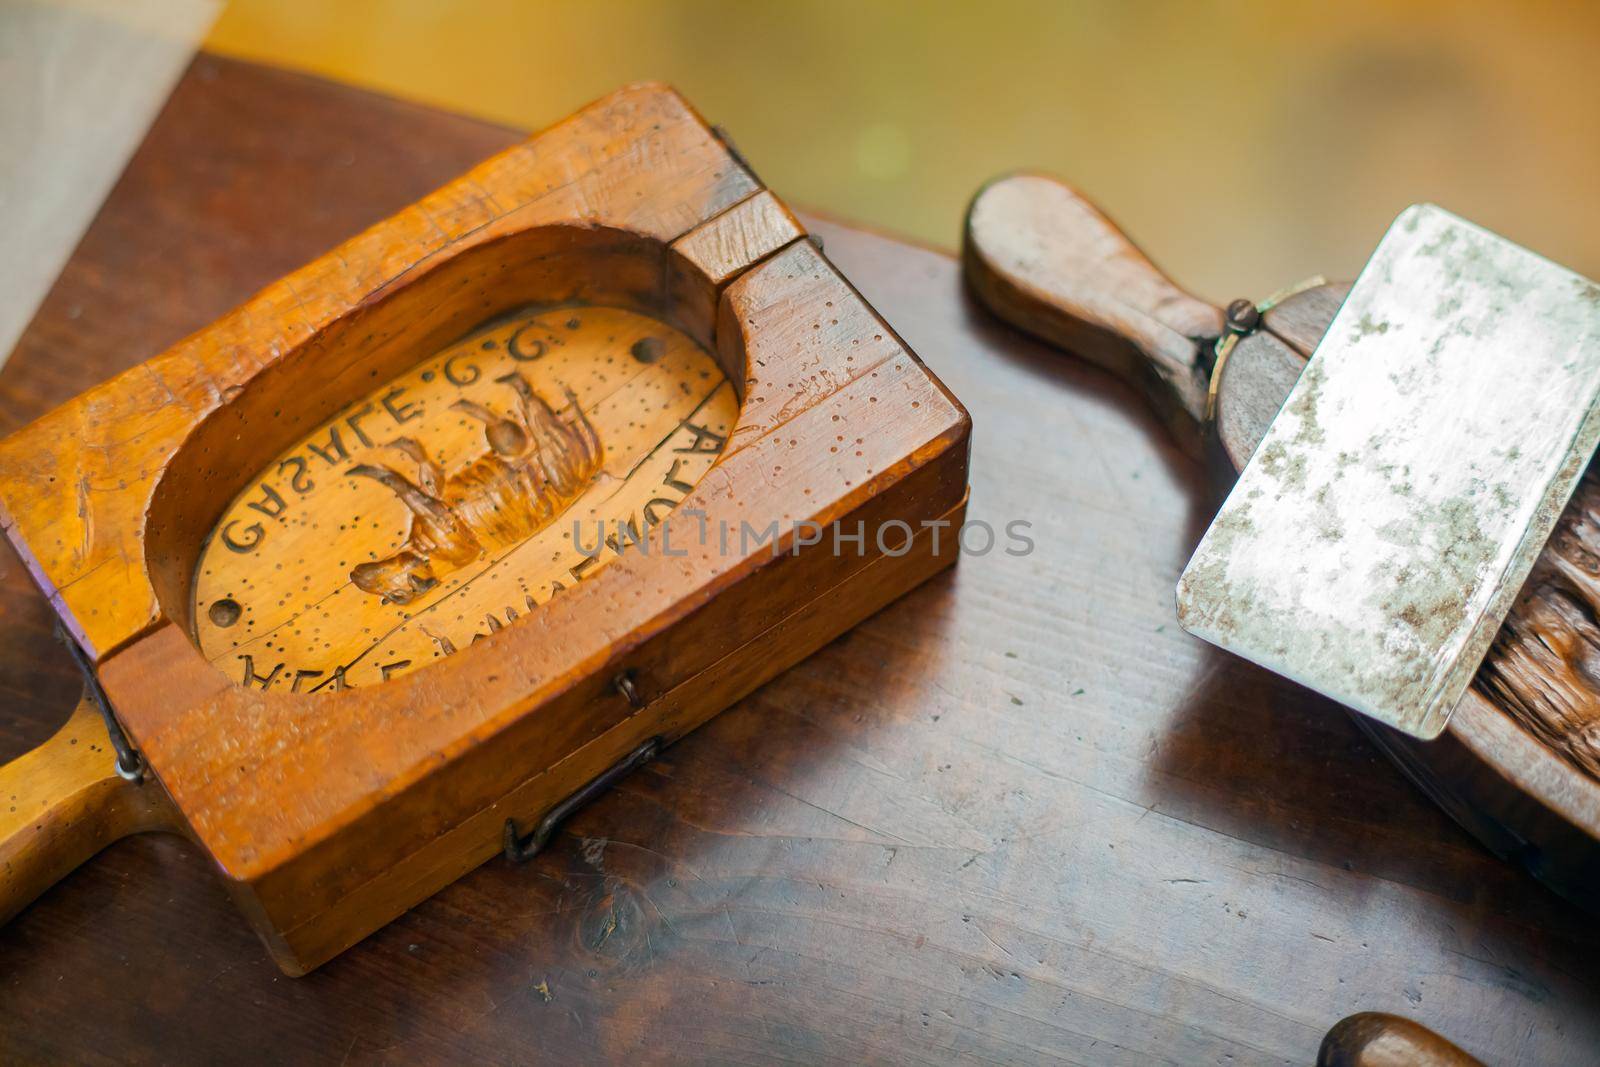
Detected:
left=193, top=306, right=736, bottom=692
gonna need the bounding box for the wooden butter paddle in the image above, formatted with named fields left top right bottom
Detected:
left=964, top=173, right=1600, bottom=907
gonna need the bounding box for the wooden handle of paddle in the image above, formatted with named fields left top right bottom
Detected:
left=1319, top=1013, right=1482, bottom=1066
left=0, top=691, right=171, bottom=924
left=962, top=172, right=1223, bottom=454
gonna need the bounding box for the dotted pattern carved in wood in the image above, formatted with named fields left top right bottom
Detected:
left=193, top=306, right=736, bottom=691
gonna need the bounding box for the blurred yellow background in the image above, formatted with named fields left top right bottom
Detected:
left=207, top=0, right=1600, bottom=303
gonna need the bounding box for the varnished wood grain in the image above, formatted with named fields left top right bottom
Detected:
left=0, top=55, right=1595, bottom=1064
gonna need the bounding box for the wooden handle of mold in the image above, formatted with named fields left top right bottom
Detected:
left=1318, top=1013, right=1483, bottom=1066
left=0, top=692, right=172, bottom=924
left=962, top=172, right=1223, bottom=455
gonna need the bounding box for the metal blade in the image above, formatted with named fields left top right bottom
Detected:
left=1176, top=204, right=1600, bottom=739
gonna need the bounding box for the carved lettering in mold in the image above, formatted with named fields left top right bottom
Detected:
left=193, top=306, right=737, bottom=690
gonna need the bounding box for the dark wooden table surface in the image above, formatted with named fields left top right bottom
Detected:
left=2, top=55, right=1596, bottom=1066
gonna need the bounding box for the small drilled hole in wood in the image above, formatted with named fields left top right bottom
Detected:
left=208, top=598, right=243, bottom=628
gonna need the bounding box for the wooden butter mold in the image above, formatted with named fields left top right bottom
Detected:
left=0, top=84, right=971, bottom=974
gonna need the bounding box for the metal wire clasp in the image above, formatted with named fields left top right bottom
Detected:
left=502, top=736, right=662, bottom=863
left=55, top=622, right=145, bottom=783
left=1205, top=299, right=1261, bottom=425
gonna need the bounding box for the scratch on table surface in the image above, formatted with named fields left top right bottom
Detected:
left=763, top=780, right=912, bottom=845
left=632, top=882, right=680, bottom=938
left=971, top=919, right=1017, bottom=960
left=602, top=833, right=712, bottom=886
left=592, top=905, right=618, bottom=949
